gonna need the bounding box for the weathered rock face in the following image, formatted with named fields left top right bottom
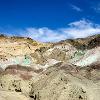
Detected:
left=59, top=34, right=100, bottom=50
left=0, top=90, right=30, bottom=100
left=29, top=64, right=100, bottom=100
left=0, top=34, right=100, bottom=100
left=0, top=35, right=49, bottom=69
left=0, top=74, right=32, bottom=95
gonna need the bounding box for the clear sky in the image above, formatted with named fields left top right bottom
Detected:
left=0, top=0, right=100, bottom=42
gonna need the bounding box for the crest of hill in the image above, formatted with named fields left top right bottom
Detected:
left=56, top=34, right=100, bottom=50
left=0, top=34, right=42, bottom=46
left=0, top=34, right=50, bottom=47
left=1, top=34, right=99, bottom=49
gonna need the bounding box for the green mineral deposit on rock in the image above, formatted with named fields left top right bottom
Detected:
left=23, top=55, right=31, bottom=65
left=15, top=58, right=20, bottom=64
left=71, top=50, right=85, bottom=59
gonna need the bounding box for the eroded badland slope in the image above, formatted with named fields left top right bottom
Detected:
left=0, top=34, right=100, bottom=100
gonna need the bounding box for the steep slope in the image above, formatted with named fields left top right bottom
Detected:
left=58, top=34, right=100, bottom=50
left=29, top=63, right=100, bottom=100
left=0, top=35, right=51, bottom=69
left=74, top=47, right=100, bottom=66
left=0, top=34, right=100, bottom=100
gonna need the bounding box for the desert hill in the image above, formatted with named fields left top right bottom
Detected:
left=0, top=34, right=100, bottom=100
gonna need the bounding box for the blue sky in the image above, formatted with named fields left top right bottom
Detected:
left=0, top=0, right=100, bottom=42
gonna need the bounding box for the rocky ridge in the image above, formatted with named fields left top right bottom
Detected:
left=0, top=34, right=100, bottom=100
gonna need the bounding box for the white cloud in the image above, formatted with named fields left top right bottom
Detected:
left=62, top=19, right=100, bottom=39
left=92, top=3, right=100, bottom=13
left=70, top=4, right=82, bottom=12
left=1, top=19, right=100, bottom=42
left=20, top=27, right=67, bottom=42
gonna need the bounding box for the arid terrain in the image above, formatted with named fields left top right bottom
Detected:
left=0, top=34, right=100, bottom=100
